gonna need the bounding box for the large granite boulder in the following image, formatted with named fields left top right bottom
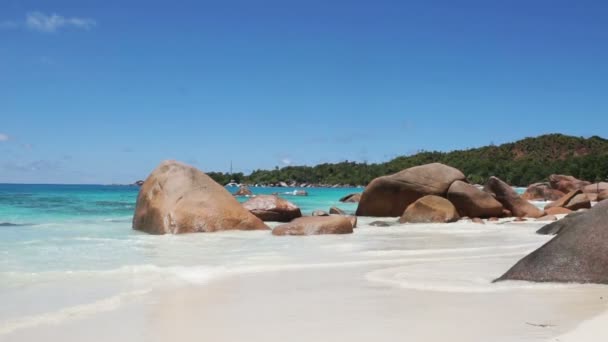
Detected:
left=497, top=200, right=608, bottom=284
left=132, top=161, right=269, bottom=234
left=483, top=177, right=543, bottom=218
left=356, top=163, right=465, bottom=217
left=272, top=216, right=354, bottom=236
left=549, top=174, right=590, bottom=193
left=521, top=183, right=564, bottom=201
left=399, top=195, right=460, bottom=223
left=447, top=180, right=504, bottom=218
left=242, top=195, right=302, bottom=222
left=339, top=193, right=362, bottom=203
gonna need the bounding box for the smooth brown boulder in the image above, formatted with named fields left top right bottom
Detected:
left=599, top=190, right=608, bottom=202
left=356, top=163, right=465, bottom=217
left=549, top=174, right=590, bottom=193
left=242, top=195, right=302, bottom=222
left=521, top=183, right=564, bottom=201
left=329, top=206, right=346, bottom=215
left=564, top=193, right=591, bottom=211
left=583, top=182, right=608, bottom=194
left=483, top=177, right=543, bottom=218
left=544, top=190, right=582, bottom=210
left=399, top=195, right=460, bottom=223
left=133, top=161, right=269, bottom=234
left=234, top=185, right=253, bottom=197
left=544, top=207, right=572, bottom=216
left=447, top=180, right=504, bottom=218
left=497, top=200, right=608, bottom=284
left=272, top=216, right=354, bottom=236
left=339, top=193, right=362, bottom=203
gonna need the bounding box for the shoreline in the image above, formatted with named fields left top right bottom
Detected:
left=3, top=262, right=607, bottom=342
left=3, top=218, right=608, bottom=341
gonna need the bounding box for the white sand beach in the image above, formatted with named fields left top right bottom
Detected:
left=2, top=217, right=607, bottom=342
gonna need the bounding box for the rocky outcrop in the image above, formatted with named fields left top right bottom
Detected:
left=497, top=201, right=608, bottom=284
left=446, top=180, right=504, bottom=218
left=242, top=195, right=302, bottom=222
left=132, top=161, right=269, bottom=234
left=521, top=183, right=564, bottom=201
left=272, top=216, right=354, bottom=236
left=548, top=174, right=590, bottom=193
left=356, top=163, right=465, bottom=217
left=399, top=195, right=460, bottom=223
left=483, top=177, right=543, bottom=218
left=234, top=185, right=253, bottom=197
left=339, top=193, right=362, bottom=203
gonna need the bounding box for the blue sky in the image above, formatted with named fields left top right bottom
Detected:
left=1, top=0, right=607, bottom=184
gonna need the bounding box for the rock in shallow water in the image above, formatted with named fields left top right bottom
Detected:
left=132, top=160, right=269, bottom=234
left=234, top=185, right=253, bottom=197
left=339, top=193, right=361, bottom=203
left=497, top=200, right=608, bottom=284
left=242, top=195, right=301, bottom=222
left=272, top=216, right=354, bottom=236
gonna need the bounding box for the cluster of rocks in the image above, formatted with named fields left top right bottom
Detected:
left=133, top=161, right=356, bottom=236
left=354, top=163, right=544, bottom=223
left=133, top=160, right=608, bottom=285
left=522, top=174, right=608, bottom=202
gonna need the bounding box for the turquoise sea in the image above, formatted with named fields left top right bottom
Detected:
left=0, top=184, right=358, bottom=273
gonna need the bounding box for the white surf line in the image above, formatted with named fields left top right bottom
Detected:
left=0, top=289, right=150, bottom=336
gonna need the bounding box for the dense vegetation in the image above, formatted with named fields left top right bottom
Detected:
left=208, top=134, right=608, bottom=187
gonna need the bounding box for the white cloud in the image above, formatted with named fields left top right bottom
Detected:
left=0, top=133, right=9, bottom=142
left=281, top=158, right=292, bottom=165
left=0, top=12, right=96, bottom=33
left=26, top=12, right=96, bottom=32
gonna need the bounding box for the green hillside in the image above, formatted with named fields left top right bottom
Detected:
left=209, top=134, right=608, bottom=187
